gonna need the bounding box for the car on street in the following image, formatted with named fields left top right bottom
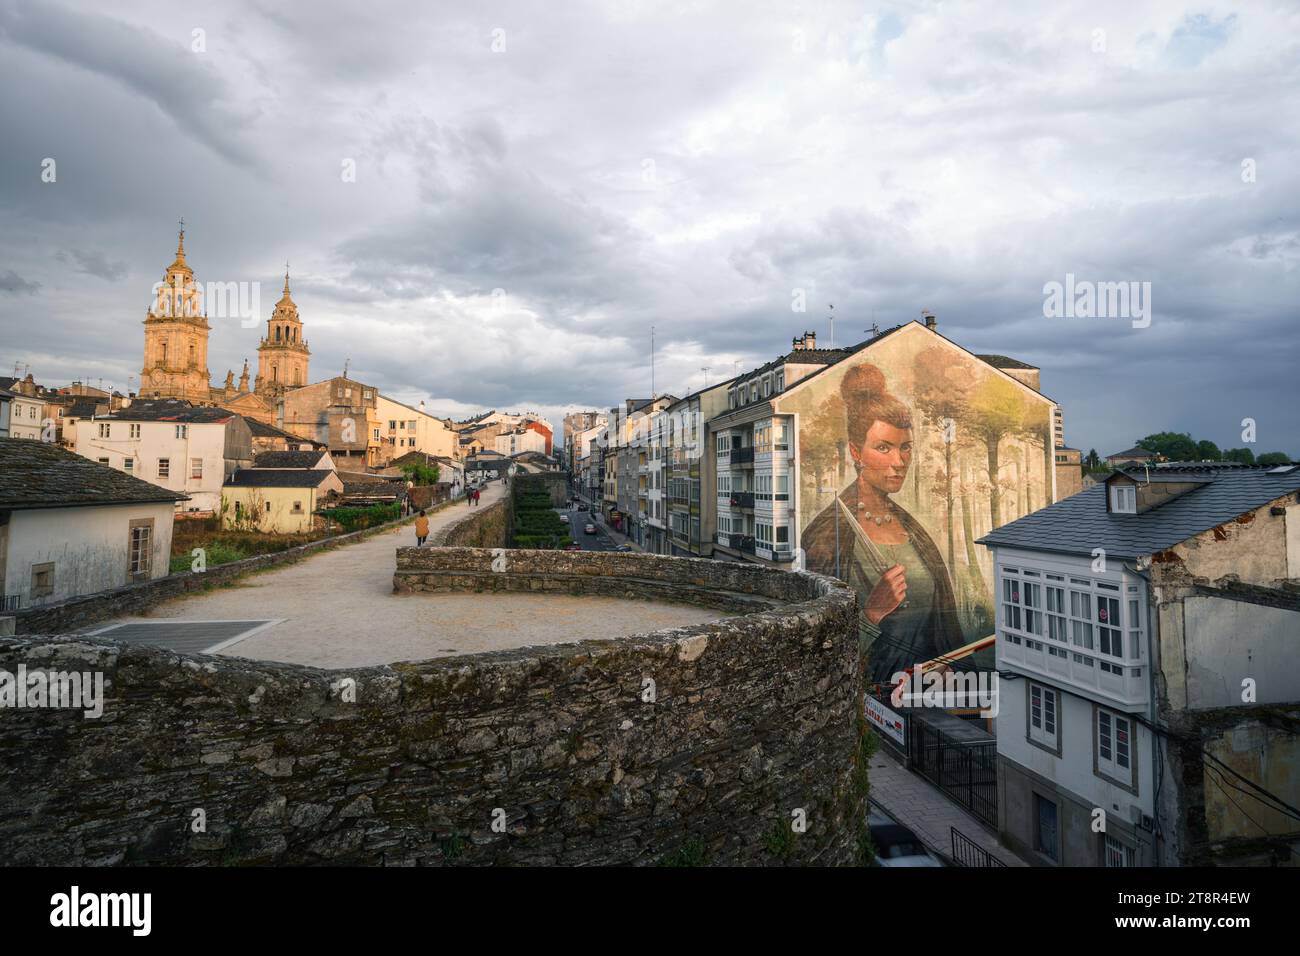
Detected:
left=559, top=514, right=569, bottom=523
left=867, top=809, right=943, bottom=867
left=577, top=503, right=588, bottom=511
left=563, top=543, right=582, bottom=551
left=616, top=543, right=636, bottom=552
left=584, top=523, right=597, bottom=535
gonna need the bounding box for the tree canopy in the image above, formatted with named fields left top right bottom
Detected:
left=1133, top=432, right=1292, bottom=465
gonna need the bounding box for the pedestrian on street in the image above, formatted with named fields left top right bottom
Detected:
left=415, top=510, right=429, bottom=546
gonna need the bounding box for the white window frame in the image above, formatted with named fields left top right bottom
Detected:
left=1095, top=707, right=1135, bottom=789
left=1110, top=484, right=1136, bottom=513
left=1028, top=682, right=1060, bottom=752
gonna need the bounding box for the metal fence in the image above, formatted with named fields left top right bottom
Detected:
left=908, top=719, right=998, bottom=828
left=950, top=826, right=1006, bottom=867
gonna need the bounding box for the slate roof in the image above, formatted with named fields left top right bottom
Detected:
left=979, top=464, right=1300, bottom=559
left=64, top=399, right=107, bottom=418
left=246, top=418, right=323, bottom=446
left=100, top=400, right=234, bottom=423
left=225, top=469, right=335, bottom=489
left=1107, top=445, right=1156, bottom=460
left=252, top=450, right=329, bottom=469
left=0, top=438, right=188, bottom=509
left=342, top=482, right=402, bottom=499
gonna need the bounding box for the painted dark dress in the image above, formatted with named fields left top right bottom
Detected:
left=802, top=483, right=965, bottom=685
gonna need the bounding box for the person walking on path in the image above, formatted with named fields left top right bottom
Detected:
left=415, top=510, right=430, bottom=546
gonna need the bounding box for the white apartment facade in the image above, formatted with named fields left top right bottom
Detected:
left=981, top=464, right=1300, bottom=866
left=74, top=407, right=253, bottom=514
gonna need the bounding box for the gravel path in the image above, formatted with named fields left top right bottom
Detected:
left=108, top=482, right=722, bottom=668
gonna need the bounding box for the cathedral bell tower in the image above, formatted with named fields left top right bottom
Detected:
left=141, top=222, right=212, bottom=401
left=254, top=266, right=310, bottom=398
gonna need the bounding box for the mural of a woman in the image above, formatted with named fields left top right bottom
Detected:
left=802, top=363, right=965, bottom=686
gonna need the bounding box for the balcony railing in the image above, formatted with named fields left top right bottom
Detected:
left=713, top=532, right=755, bottom=553
left=730, top=446, right=754, bottom=464
left=1, top=594, right=19, bottom=613
left=729, top=491, right=754, bottom=508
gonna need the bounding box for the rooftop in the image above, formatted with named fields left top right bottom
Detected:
left=100, top=400, right=235, bottom=424
left=252, top=450, right=330, bottom=469
left=979, top=463, right=1300, bottom=559
left=0, top=439, right=188, bottom=509
left=225, top=468, right=335, bottom=489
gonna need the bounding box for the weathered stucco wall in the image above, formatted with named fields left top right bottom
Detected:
left=0, top=551, right=866, bottom=866
left=4, top=502, right=176, bottom=607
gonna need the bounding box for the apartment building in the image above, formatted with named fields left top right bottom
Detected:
left=563, top=411, right=603, bottom=473
left=73, top=400, right=253, bottom=514
left=706, top=320, right=1059, bottom=573
left=980, top=462, right=1300, bottom=866
left=661, top=383, right=732, bottom=557
left=375, top=395, right=458, bottom=461
left=605, top=396, right=675, bottom=545
left=494, top=427, right=548, bottom=457
left=281, top=376, right=382, bottom=469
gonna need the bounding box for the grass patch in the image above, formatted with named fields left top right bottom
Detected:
left=661, top=837, right=708, bottom=867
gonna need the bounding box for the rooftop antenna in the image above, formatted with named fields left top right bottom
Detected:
left=701, top=366, right=710, bottom=389
left=342, top=357, right=350, bottom=379
left=650, top=325, right=656, bottom=398
left=828, top=303, right=835, bottom=348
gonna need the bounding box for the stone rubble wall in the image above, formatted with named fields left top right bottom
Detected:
left=0, top=552, right=865, bottom=866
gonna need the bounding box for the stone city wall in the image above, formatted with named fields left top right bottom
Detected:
left=0, top=551, right=866, bottom=866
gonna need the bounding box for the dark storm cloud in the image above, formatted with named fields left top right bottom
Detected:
left=0, top=0, right=1297, bottom=457
left=0, top=270, right=40, bottom=294
left=56, top=249, right=128, bottom=281
left=0, top=0, right=259, bottom=167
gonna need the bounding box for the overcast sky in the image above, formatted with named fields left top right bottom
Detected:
left=1, top=0, right=1297, bottom=455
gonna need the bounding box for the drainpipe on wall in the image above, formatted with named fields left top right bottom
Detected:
left=1126, top=558, right=1162, bottom=867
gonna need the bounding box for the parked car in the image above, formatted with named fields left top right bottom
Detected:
left=616, top=543, right=636, bottom=552
left=559, top=514, right=570, bottom=523
left=577, top=503, right=589, bottom=512
left=563, top=543, right=582, bottom=551
left=867, top=810, right=943, bottom=867
left=584, top=523, right=597, bottom=535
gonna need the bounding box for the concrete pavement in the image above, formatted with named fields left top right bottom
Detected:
left=869, top=745, right=1028, bottom=866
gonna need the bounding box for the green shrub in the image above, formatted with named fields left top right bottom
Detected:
left=327, top=503, right=400, bottom=532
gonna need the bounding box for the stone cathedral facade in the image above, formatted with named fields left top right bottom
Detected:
left=139, top=226, right=310, bottom=424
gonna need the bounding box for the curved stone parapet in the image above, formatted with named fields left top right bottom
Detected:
left=0, top=551, right=866, bottom=866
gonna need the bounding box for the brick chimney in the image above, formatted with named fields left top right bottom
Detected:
left=792, top=336, right=803, bottom=352
left=805, top=330, right=816, bottom=349
left=923, top=311, right=937, bottom=331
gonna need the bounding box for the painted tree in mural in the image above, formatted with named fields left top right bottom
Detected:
left=968, top=373, right=1037, bottom=528
left=912, top=345, right=978, bottom=575
left=802, top=392, right=846, bottom=497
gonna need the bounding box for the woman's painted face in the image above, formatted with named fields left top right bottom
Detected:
left=854, top=421, right=913, bottom=493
